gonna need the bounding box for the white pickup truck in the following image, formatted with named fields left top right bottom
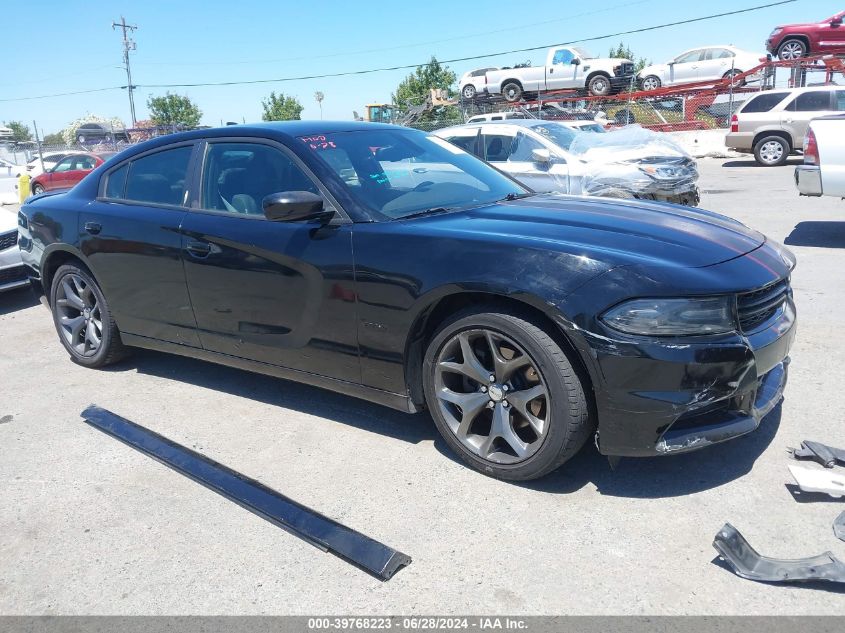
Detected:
left=795, top=114, right=845, bottom=199
left=483, top=46, right=636, bottom=101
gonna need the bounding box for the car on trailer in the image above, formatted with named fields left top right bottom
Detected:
left=767, top=10, right=845, bottom=60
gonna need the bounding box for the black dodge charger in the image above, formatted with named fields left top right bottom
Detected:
left=17, top=122, right=796, bottom=481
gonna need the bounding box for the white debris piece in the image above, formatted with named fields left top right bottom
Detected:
left=789, top=464, right=845, bottom=499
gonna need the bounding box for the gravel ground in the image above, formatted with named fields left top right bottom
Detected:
left=2, top=157, right=845, bottom=615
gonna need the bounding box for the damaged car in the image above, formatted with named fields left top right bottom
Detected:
left=18, top=121, right=795, bottom=480
left=435, top=121, right=700, bottom=206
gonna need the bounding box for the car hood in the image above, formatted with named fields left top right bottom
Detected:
left=416, top=194, right=764, bottom=269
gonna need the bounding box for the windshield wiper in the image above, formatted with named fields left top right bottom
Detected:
left=502, top=192, right=536, bottom=201
left=396, top=207, right=453, bottom=220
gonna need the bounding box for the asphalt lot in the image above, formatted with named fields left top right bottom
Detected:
left=2, top=157, right=845, bottom=615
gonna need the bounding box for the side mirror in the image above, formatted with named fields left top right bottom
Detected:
left=531, top=148, right=552, bottom=164
left=262, top=191, right=331, bottom=222
left=832, top=18, right=843, bottom=26
left=571, top=58, right=581, bottom=66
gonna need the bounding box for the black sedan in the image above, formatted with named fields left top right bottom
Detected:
left=17, top=122, right=796, bottom=481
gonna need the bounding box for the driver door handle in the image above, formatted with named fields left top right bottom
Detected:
left=186, top=241, right=212, bottom=258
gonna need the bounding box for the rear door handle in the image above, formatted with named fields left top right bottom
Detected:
left=186, top=240, right=212, bottom=258
left=84, top=221, right=101, bottom=235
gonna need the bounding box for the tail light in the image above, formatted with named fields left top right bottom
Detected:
left=804, top=128, right=819, bottom=165
left=730, top=115, right=739, bottom=133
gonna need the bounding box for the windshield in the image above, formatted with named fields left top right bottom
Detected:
left=300, top=129, right=527, bottom=220
left=573, top=46, right=594, bottom=59
left=527, top=123, right=579, bottom=151
left=572, top=123, right=606, bottom=133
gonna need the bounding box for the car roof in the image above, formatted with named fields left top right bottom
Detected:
left=106, top=121, right=404, bottom=158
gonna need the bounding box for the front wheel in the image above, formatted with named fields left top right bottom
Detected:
left=31, top=183, right=44, bottom=195
left=50, top=263, right=129, bottom=368
left=753, top=135, right=790, bottom=166
left=777, top=39, right=806, bottom=60
left=587, top=74, right=612, bottom=97
left=641, top=75, right=661, bottom=91
left=723, top=70, right=744, bottom=88
left=423, top=310, right=591, bottom=481
left=461, top=84, right=477, bottom=100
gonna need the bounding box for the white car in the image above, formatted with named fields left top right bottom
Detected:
left=796, top=114, right=845, bottom=198
left=0, top=208, right=27, bottom=292
left=23, top=152, right=74, bottom=179
left=638, top=45, right=765, bottom=90
left=434, top=120, right=700, bottom=205
left=459, top=67, right=499, bottom=101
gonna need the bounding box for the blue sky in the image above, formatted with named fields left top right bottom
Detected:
left=2, top=0, right=841, bottom=134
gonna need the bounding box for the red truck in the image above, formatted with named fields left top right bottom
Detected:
left=767, top=10, right=845, bottom=60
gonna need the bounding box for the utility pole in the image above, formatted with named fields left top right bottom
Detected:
left=112, top=16, right=138, bottom=126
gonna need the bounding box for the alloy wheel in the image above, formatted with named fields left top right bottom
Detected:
left=759, top=140, right=785, bottom=164
left=642, top=76, right=660, bottom=90
left=434, top=328, right=550, bottom=464
left=462, top=85, right=476, bottom=100
left=55, top=273, right=103, bottom=357
left=779, top=41, right=805, bottom=60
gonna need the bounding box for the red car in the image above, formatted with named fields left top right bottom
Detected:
left=767, top=11, right=845, bottom=60
left=30, top=152, right=114, bottom=195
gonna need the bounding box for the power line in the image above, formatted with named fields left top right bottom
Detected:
left=0, top=86, right=122, bottom=103
left=132, top=0, right=649, bottom=68
left=136, top=0, right=797, bottom=89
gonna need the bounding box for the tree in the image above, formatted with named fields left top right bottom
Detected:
left=43, top=132, right=64, bottom=145
left=146, top=93, right=203, bottom=129
left=391, top=56, right=459, bottom=123
left=2, top=121, right=32, bottom=142
left=608, top=42, right=650, bottom=73
left=392, top=56, right=457, bottom=106
left=261, top=92, right=304, bottom=121
left=314, top=91, right=324, bottom=120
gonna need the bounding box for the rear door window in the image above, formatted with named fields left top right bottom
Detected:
left=104, top=164, right=128, bottom=199
left=740, top=92, right=790, bottom=113
left=785, top=91, right=833, bottom=112
left=124, top=145, right=193, bottom=206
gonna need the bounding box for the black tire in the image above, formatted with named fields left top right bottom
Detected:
left=587, top=73, right=612, bottom=97
left=753, top=135, right=790, bottom=167
left=641, top=75, right=661, bottom=91
left=461, top=84, right=477, bottom=100
left=77, top=134, right=86, bottom=143
left=50, top=263, right=129, bottom=368
left=423, top=309, right=592, bottom=481
left=501, top=81, right=523, bottom=103
left=777, top=38, right=807, bottom=61
left=723, top=70, right=745, bottom=88
left=31, top=183, right=44, bottom=195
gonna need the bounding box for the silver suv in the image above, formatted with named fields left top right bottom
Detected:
left=725, top=86, right=845, bottom=166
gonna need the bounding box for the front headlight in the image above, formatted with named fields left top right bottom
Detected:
left=601, top=297, right=735, bottom=336
left=638, top=164, right=689, bottom=180
left=769, top=28, right=782, bottom=37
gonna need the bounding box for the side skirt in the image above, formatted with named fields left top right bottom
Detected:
left=120, top=333, right=420, bottom=414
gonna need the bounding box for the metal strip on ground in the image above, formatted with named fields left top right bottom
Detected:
left=81, top=405, right=411, bottom=580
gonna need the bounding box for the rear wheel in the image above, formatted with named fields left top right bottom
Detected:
left=423, top=310, right=591, bottom=481
left=753, top=135, right=790, bottom=166
left=501, top=81, right=523, bottom=102
left=777, top=39, right=806, bottom=60
left=50, top=263, right=129, bottom=368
